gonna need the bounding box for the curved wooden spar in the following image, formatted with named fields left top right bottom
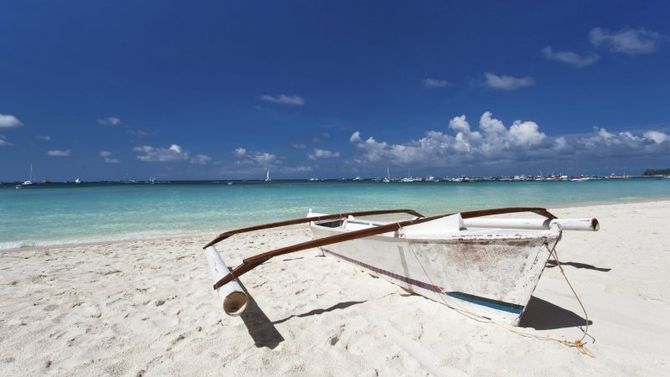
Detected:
left=459, top=207, right=557, bottom=220
left=207, top=207, right=557, bottom=290
left=203, top=208, right=424, bottom=249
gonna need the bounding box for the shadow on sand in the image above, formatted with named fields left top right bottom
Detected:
left=272, top=300, right=367, bottom=325
left=519, top=296, right=593, bottom=330
left=546, top=260, right=611, bottom=272
left=236, top=280, right=285, bottom=349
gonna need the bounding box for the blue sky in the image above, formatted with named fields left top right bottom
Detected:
left=1, top=0, right=669, bottom=180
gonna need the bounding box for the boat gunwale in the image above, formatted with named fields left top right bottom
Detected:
left=309, top=222, right=560, bottom=244
left=207, top=206, right=560, bottom=290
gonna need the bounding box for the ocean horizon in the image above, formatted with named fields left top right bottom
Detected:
left=2, top=178, right=669, bottom=250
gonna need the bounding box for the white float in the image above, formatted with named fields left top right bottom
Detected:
left=204, top=246, right=249, bottom=316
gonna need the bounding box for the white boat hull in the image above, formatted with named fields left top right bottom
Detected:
left=310, top=220, right=559, bottom=325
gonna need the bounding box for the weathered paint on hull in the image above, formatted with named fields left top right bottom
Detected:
left=310, top=226, right=557, bottom=325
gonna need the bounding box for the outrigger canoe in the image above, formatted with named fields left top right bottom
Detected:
left=203, top=207, right=598, bottom=325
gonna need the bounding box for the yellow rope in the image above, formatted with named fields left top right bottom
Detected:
left=399, top=224, right=594, bottom=357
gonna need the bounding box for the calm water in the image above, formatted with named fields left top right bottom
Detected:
left=1, top=179, right=669, bottom=249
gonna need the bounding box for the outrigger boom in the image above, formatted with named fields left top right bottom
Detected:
left=203, top=207, right=598, bottom=321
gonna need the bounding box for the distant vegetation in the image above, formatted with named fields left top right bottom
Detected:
left=643, top=168, right=670, bottom=176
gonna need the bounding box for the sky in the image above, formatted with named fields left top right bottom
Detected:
left=1, top=0, right=669, bottom=180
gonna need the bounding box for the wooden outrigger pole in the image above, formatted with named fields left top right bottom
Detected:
left=204, top=207, right=559, bottom=291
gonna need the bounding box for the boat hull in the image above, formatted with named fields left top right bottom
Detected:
left=310, top=225, right=557, bottom=325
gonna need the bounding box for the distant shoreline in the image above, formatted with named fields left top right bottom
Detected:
left=2, top=175, right=668, bottom=186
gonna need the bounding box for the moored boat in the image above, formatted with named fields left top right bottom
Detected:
left=202, top=207, right=599, bottom=325
left=16, top=164, right=34, bottom=189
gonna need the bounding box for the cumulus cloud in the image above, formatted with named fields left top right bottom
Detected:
left=309, top=148, right=340, bottom=160
left=422, top=78, right=451, bottom=88
left=484, top=73, right=535, bottom=91
left=290, top=142, right=306, bottom=149
left=36, top=135, right=51, bottom=141
left=590, top=27, right=665, bottom=55
left=47, top=149, right=71, bottom=157
left=99, top=150, right=121, bottom=163
left=541, top=46, right=599, bottom=67
left=133, top=144, right=211, bottom=164
left=0, top=114, right=23, bottom=128
left=98, top=116, right=122, bottom=126
left=350, top=131, right=362, bottom=143
left=643, top=130, right=669, bottom=144
left=260, top=94, right=305, bottom=106
left=350, top=111, right=668, bottom=168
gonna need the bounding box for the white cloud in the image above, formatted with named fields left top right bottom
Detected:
left=0, top=135, right=12, bottom=146
left=99, top=150, right=121, bottom=163
left=98, top=116, right=122, bottom=126
left=350, top=111, right=668, bottom=168
left=484, top=73, right=535, bottom=91
left=350, top=131, right=362, bottom=143
left=250, top=152, right=276, bottom=164
left=569, top=127, right=670, bottom=158
left=422, top=78, right=450, bottom=88
left=232, top=147, right=278, bottom=167
left=309, top=148, right=340, bottom=160
left=508, top=120, right=546, bottom=146
left=234, top=147, right=247, bottom=157
left=590, top=27, right=664, bottom=55
left=36, top=135, right=51, bottom=141
left=643, top=131, right=668, bottom=144
left=47, top=149, right=71, bottom=157
left=554, top=136, right=569, bottom=151
left=541, top=46, right=599, bottom=67
left=0, top=114, right=23, bottom=128
left=260, top=94, right=305, bottom=106
left=133, top=144, right=211, bottom=164
left=290, top=142, right=306, bottom=149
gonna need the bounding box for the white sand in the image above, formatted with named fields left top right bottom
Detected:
left=1, top=200, right=669, bottom=376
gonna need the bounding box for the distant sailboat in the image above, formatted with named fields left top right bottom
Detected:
left=400, top=168, right=415, bottom=183
left=16, top=164, right=34, bottom=189
left=74, top=178, right=81, bottom=184
left=265, top=169, right=271, bottom=182
left=383, top=167, right=391, bottom=183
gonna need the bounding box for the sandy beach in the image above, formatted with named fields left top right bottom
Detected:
left=1, top=200, right=669, bottom=376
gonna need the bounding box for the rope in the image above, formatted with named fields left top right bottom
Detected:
left=399, top=223, right=594, bottom=357
left=544, top=238, right=595, bottom=355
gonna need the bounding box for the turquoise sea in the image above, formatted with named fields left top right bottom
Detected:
left=1, top=179, right=669, bottom=250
